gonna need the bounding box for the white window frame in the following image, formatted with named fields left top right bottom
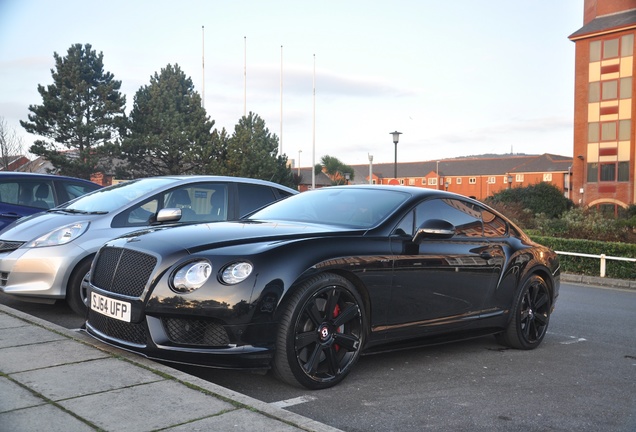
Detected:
left=543, top=173, right=553, bottom=181
left=469, top=177, right=477, bottom=184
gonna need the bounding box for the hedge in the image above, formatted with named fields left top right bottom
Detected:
left=530, top=235, right=636, bottom=280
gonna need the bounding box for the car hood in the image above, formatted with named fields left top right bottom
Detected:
left=0, top=211, right=105, bottom=241
left=110, top=220, right=360, bottom=254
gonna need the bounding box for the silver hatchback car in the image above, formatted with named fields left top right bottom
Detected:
left=0, top=175, right=296, bottom=314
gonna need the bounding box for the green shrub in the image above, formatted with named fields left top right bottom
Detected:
left=535, top=208, right=634, bottom=242
left=488, top=182, right=571, bottom=219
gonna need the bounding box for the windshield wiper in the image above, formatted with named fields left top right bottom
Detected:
left=47, top=209, right=108, bottom=215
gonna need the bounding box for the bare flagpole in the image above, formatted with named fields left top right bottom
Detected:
left=201, top=26, right=205, bottom=108
left=243, top=36, right=247, bottom=117
left=312, top=53, right=316, bottom=190
left=280, top=45, right=283, bottom=156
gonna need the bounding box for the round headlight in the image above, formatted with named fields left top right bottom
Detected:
left=172, top=260, right=212, bottom=293
left=221, top=262, right=253, bottom=285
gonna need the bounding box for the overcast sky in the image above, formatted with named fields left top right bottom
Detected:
left=0, top=0, right=584, bottom=168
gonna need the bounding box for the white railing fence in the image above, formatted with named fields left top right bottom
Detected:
left=555, top=251, right=636, bottom=278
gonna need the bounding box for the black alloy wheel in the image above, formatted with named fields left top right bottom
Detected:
left=273, top=273, right=366, bottom=389
left=497, top=274, right=551, bottom=350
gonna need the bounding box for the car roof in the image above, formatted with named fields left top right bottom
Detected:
left=118, top=175, right=297, bottom=193
left=323, top=184, right=465, bottom=199
left=0, top=172, right=98, bottom=184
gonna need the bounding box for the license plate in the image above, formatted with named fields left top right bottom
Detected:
left=90, top=292, right=131, bottom=322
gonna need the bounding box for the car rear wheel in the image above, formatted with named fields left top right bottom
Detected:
left=273, top=273, right=366, bottom=389
left=496, top=274, right=551, bottom=350
left=66, top=258, right=92, bottom=316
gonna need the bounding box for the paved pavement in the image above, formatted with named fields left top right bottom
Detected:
left=1, top=274, right=632, bottom=432
left=0, top=304, right=341, bottom=432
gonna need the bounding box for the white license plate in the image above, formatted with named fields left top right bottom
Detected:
left=90, top=292, right=131, bottom=322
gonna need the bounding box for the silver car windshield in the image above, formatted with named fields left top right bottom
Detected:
left=249, top=188, right=409, bottom=228
left=63, top=178, right=176, bottom=213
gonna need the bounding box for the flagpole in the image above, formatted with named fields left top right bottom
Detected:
left=201, top=26, right=205, bottom=108
left=312, top=53, right=316, bottom=190
left=280, top=45, right=283, bottom=156
left=243, top=36, right=247, bottom=117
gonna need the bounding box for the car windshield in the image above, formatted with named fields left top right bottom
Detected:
left=63, top=178, right=176, bottom=213
left=249, top=188, right=410, bottom=228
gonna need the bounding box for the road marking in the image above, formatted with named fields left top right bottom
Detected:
left=560, top=336, right=587, bottom=345
left=270, top=395, right=317, bottom=409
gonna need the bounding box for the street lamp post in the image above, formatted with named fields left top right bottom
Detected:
left=298, top=149, right=302, bottom=176
left=344, top=172, right=350, bottom=185
left=390, top=131, right=402, bottom=179
left=507, top=174, right=513, bottom=189
left=368, top=153, right=374, bottom=184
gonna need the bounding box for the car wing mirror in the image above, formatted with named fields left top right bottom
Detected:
left=155, top=208, right=183, bottom=223
left=413, top=219, right=455, bottom=243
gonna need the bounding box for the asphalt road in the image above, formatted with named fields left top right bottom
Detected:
left=3, top=282, right=635, bottom=431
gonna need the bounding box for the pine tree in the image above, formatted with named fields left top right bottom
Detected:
left=222, top=112, right=295, bottom=187
left=21, top=43, right=126, bottom=179
left=117, top=63, right=216, bottom=178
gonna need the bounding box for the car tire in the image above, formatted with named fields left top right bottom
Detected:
left=496, top=274, right=551, bottom=350
left=66, top=258, right=92, bottom=316
left=272, top=273, right=366, bottom=389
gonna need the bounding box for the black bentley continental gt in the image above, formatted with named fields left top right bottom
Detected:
left=85, top=185, right=560, bottom=389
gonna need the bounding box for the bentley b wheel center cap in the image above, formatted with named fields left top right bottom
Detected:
left=319, top=325, right=332, bottom=342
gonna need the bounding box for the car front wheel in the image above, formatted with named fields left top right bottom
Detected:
left=496, top=274, right=551, bottom=350
left=66, top=258, right=92, bottom=316
left=273, top=273, right=366, bottom=389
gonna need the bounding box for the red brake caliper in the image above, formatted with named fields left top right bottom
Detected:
left=333, top=303, right=341, bottom=351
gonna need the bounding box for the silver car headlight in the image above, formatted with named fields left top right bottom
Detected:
left=25, top=221, right=90, bottom=248
left=221, top=262, right=253, bottom=285
left=172, top=260, right=212, bottom=293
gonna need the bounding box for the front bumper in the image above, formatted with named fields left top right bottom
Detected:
left=0, top=242, right=87, bottom=299
left=85, top=308, right=276, bottom=370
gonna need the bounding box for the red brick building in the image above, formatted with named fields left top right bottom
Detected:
left=569, top=0, right=636, bottom=211
left=298, top=153, right=573, bottom=201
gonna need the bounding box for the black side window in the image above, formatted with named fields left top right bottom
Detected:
left=393, top=209, right=415, bottom=236
left=415, top=198, right=483, bottom=238
left=482, top=209, right=508, bottom=237
left=237, top=183, right=276, bottom=217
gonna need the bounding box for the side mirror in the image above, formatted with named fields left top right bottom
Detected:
left=413, top=219, right=455, bottom=243
left=155, top=208, right=183, bottom=223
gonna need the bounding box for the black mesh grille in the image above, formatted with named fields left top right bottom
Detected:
left=163, top=317, right=230, bottom=346
left=87, top=309, right=146, bottom=345
left=0, top=240, right=24, bottom=253
left=91, top=247, right=157, bottom=297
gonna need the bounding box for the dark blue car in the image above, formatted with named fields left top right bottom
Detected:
left=0, top=172, right=101, bottom=230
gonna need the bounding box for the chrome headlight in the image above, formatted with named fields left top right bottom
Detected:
left=25, top=221, right=90, bottom=248
left=172, top=260, right=212, bottom=293
left=221, top=262, right=253, bottom=285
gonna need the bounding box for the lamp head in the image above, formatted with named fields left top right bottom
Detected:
left=390, top=131, right=402, bottom=144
